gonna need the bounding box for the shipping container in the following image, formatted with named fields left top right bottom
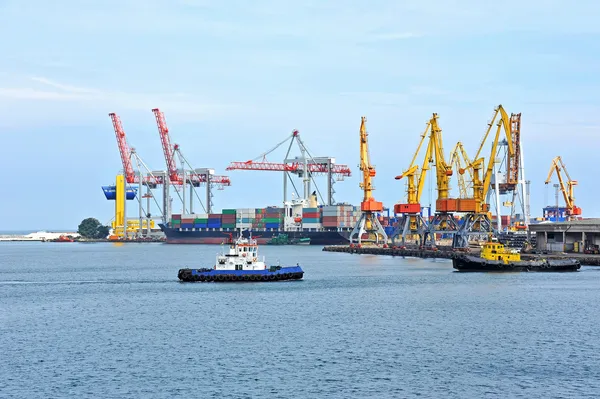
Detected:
left=222, top=209, right=237, bottom=215
left=208, top=214, right=221, bottom=219
left=180, top=223, right=194, bottom=229
left=265, top=223, right=280, bottom=229
left=193, top=218, right=208, bottom=224
left=302, top=208, right=319, bottom=213
left=302, top=212, right=320, bottom=219
left=302, top=217, right=321, bottom=224
left=222, top=223, right=236, bottom=228
left=194, top=223, right=207, bottom=228
left=263, top=217, right=280, bottom=223
left=302, top=223, right=322, bottom=229
left=181, top=218, right=194, bottom=224
left=172, top=214, right=182, bottom=220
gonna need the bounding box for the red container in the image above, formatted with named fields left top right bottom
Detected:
left=303, top=212, right=320, bottom=218
left=181, top=218, right=194, bottom=224
left=208, top=214, right=221, bottom=219
left=172, top=214, right=182, bottom=220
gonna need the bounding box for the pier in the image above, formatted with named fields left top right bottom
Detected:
left=322, top=245, right=600, bottom=266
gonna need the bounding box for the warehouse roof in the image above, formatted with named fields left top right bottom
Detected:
left=529, top=218, right=600, bottom=233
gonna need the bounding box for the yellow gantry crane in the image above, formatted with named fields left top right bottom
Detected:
left=349, top=116, right=388, bottom=246
left=391, top=119, right=433, bottom=246
left=544, top=156, right=581, bottom=220
left=424, top=113, right=460, bottom=247
left=454, top=104, right=515, bottom=247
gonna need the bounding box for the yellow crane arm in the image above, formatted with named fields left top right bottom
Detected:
left=395, top=120, right=433, bottom=205
left=359, top=116, right=375, bottom=202
left=545, top=156, right=573, bottom=209
left=430, top=113, right=452, bottom=200
left=450, top=142, right=472, bottom=198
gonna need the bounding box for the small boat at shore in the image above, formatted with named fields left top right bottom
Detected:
left=178, top=233, right=304, bottom=282
left=453, top=236, right=580, bottom=272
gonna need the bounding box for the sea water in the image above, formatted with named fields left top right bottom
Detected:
left=1, top=242, right=600, bottom=398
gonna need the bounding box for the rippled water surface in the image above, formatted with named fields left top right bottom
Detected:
left=2, top=242, right=600, bottom=398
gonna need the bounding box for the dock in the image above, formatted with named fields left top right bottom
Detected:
left=322, top=245, right=600, bottom=266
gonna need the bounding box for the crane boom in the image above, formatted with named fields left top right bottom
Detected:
left=449, top=141, right=472, bottom=198
left=394, top=119, right=433, bottom=213
left=152, top=108, right=179, bottom=183
left=359, top=116, right=382, bottom=212
left=227, top=161, right=351, bottom=176
left=109, top=113, right=161, bottom=187
left=109, top=112, right=136, bottom=184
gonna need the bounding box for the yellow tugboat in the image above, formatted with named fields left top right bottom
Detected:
left=452, top=236, right=580, bottom=272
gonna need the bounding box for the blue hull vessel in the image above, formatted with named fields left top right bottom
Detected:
left=178, top=265, right=304, bottom=282
left=177, top=232, right=304, bottom=282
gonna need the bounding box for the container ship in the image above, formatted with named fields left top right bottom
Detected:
left=159, top=195, right=392, bottom=245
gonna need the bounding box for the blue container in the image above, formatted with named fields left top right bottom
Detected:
left=102, top=185, right=137, bottom=200
left=384, top=226, right=394, bottom=236
left=265, top=223, right=280, bottom=229
left=207, top=223, right=221, bottom=228
left=194, top=223, right=207, bottom=228
left=180, top=223, right=194, bottom=229
left=208, top=218, right=221, bottom=223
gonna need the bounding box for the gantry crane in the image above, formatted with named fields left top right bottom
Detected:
left=152, top=108, right=231, bottom=216
left=454, top=104, right=516, bottom=248
left=422, top=113, right=460, bottom=247
left=226, top=129, right=351, bottom=206
left=544, top=156, right=581, bottom=220
left=349, top=116, right=388, bottom=246
left=106, top=112, right=163, bottom=237
left=390, top=118, right=433, bottom=247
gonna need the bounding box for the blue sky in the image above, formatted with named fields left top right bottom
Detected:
left=0, top=0, right=599, bottom=230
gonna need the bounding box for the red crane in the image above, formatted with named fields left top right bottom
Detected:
left=151, top=108, right=231, bottom=187
left=227, top=160, right=352, bottom=176
left=226, top=130, right=351, bottom=205
left=109, top=112, right=162, bottom=187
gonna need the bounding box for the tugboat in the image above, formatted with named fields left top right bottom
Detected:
left=452, top=235, right=580, bottom=272
left=178, top=233, right=304, bottom=282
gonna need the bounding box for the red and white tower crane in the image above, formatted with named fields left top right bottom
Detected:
left=108, top=112, right=165, bottom=235
left=151, top=108, right=231, bottom=216
left=226, top=130, right=351, bottom=206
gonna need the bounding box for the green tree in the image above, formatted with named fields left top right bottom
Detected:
left=78, top=218, right=110, bottom=239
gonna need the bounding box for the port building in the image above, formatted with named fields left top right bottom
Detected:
left=529, top=219, right=600, bottom=253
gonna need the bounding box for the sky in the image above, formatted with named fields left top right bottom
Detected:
left=0, top=0, right=599, bottom=230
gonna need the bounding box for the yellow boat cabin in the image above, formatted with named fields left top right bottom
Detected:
left=480, top=239, right=521, bottom=263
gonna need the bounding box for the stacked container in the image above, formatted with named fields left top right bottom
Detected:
left=264, top=207, right=283, bottom=230
left=193, top=214, right=208, bottom=228
left=320, top=205, right=361, bottom=228
left=171, top=214, right=181, bottom=228
left=302, top=207, right=322, bottom=229
left=236, top=208, right=255, bottom=229
left=252, top=208, right=265, bottom=229
left=222, top=209, right=236, bottom=228
left=207, top=214, right=221, bottom=228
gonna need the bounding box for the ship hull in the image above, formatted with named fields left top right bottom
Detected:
left=452, top=254, right=581, bottom=272
left=159, top=224, right=350, bottom=245
left=178, top=266, right=304, bottom=282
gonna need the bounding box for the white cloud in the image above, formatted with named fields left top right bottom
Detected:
left=0, top=76, right=247, bottom=123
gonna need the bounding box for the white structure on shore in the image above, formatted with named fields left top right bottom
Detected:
left=0, top=231, right=80, bottom=241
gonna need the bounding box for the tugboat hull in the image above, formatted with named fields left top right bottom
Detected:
left=178, top=266, right=304, bottom=282
left=452, top=254, right=581, bottom=272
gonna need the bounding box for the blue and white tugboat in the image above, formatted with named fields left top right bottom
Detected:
left=177, top=233, right=304, bottom=282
